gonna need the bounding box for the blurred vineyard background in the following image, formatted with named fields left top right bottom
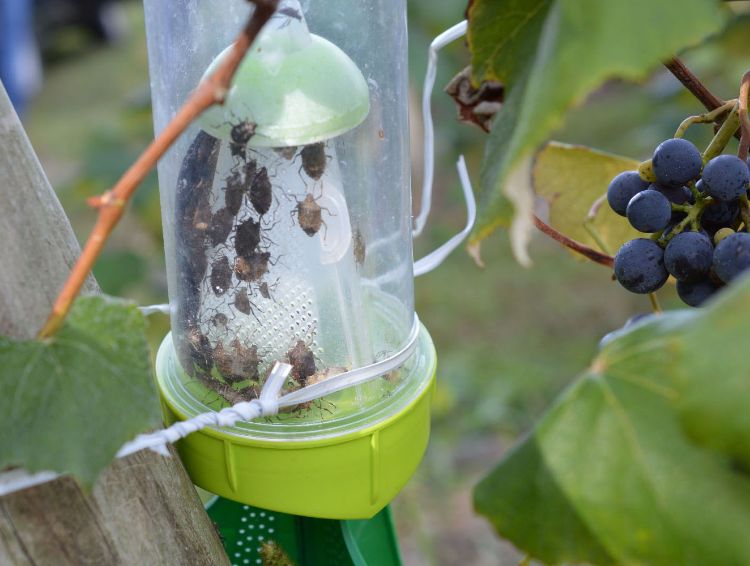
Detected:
left=17, top=1, right=750, bottom=564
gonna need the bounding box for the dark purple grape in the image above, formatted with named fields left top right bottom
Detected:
left=626, top=189, right=671, bottom=233
left=650, top=183, right=693, bottom=223
left=702, top=155, right=750, bottom=202
left=702, top=199, right=739, bottom=226
left=650, top=183, right=693, bottom=205
left=614, top=238, right=669, bottom=294
left=712, top=232, right=750, bottom=283
left=607, top=171, right=649, bottom=216
left=652, top=138, right=703, bottom=188
left=676, top=278, right=720, bottom=307
left=664, top=231, right=713, bottom=281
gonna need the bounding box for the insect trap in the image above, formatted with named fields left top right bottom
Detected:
left=143, top=0, right=461, bottom=520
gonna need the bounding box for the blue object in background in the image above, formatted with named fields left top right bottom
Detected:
left=0, top=0, right=42, bottom=116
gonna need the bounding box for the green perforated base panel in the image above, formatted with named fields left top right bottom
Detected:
left=207, top=497, right=402, bottom=566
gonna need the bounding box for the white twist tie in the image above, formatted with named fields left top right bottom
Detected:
left=116, top=362, right=291, bottom=458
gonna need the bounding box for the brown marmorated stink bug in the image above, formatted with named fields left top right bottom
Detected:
left=257, top=279, right=279, bottom=301
left=234, top=251, right=271, bottom=282
left=299, top=142, right=327, bottom=180
left=233, top=286, right=256, bottom=315
left=234, top=217, right=262, bottom=257
left=208, top=207, right=235, bottom=247
left=213, top=342, right=242, bottom=383
left=224, top=171, right=244, bottom=215
left=210, top=255, right=233, bottom=296
left=293, top=193, right=329, bottom=237
left=352, top=227, right=366, bottom=266
left=228, top=120, right=256, bottom=160
left=187, top=327, right=213, bottom=373
left=286, top=340, right=317, bottom=386
left=249, top=166, right=273, bottom=216
left=232, top=339, right=261, bottom=381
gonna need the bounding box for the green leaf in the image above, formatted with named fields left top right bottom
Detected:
left=533, top=142, right=642, bottom=256
left=0, top=296, right=161, bottom=486
left=467, top=0, right=725, bottom=262
left=474, top=277, right=750, bottom=565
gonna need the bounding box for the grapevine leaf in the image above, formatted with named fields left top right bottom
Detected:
left=0, top=296, right=161, bottom=486
left=474, top=277, right=750, bottom=565
left=533, top=142, right=642, bottom=256
left=467, top=0, right=725, bottom=262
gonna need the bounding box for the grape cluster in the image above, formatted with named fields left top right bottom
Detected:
left=607, top=137, right=750, bottom=307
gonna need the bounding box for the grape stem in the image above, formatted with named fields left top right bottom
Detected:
left=648, top=293, right=662, bottom=314
left=583, top=194, right=613, bottom=255
left=663, top=57, right=741, bottom=141
left=674, top=100, right=736, bottom=138
left=37, top=0, right=280, bottom=338
left=661, top=197, right=713, bottom=243
left=533, top=215, right=614, bottom=267
left=738, top=70, right=750, bottom=162
left=702, top=102, right=741, bottom=163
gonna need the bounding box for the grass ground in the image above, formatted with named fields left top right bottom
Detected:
left=21, top=2, right=739, bottom=564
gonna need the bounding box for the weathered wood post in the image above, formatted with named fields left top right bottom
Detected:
left=0, top=82, right=229, bottom=566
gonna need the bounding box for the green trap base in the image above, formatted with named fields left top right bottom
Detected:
left=157, top=324, right=436, bottom=519
left=207, top=497, right=401, bottom=566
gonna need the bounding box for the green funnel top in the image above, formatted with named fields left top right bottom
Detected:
left=199, top=8, right=370, bottom=147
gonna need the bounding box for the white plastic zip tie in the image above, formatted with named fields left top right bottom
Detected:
left=139, top=304, right=170, bottom=316
left=413, top=19, right=468, bottom=238
left=413, top=156, right=476, bottom=277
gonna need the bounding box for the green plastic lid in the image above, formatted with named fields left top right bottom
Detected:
left=198, top=16, right=370, bottom=147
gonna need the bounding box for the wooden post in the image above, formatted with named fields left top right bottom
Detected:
left=0, top=83, right=229, bottom=565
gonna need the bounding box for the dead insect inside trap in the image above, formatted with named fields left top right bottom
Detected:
left=300, top=142, right=327, bottom=180
left=235, top=217, right=262, bottom=256
left=210, top=255, right=232, bottom=296
left=232, top=338, right=261, bottom=381
left=286, top=339, right=316, bottom=386
left=234, top=252, right=271, bottom=282
left=208, top=207, right=234, bottom=247
left=353, top=227, right=366, bottom=265
left=228, top=120, right=256, bottom=160
left=233, top=286, right=256, bottom=315
left=224, top=171, right=244, bottom=215
left=294, top=193, right=328, bottom=237
left=249, top=166, right=272, bottom=216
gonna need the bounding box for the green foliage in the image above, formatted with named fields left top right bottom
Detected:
left=0, top=296, right=161, bottom=486
left=467, top=0, right=725, bottom=262
left=474, top=276, right=750, bottom=565
left=533, top=142, right=641, bottom=255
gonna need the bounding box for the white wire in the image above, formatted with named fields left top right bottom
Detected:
left=116, top=362, right=293, bottom=458
left=413, top=156, right=476, bottom=277
left=0, top=470, right=60, bottom=497
left=139, top=303, right=170, bottom=316
left=413, top=19, right=468, bottom=238
left=278, top=314, right=420, bottom=406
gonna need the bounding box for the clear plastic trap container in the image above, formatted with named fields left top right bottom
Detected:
left=144, top=0, right=424, bottom=432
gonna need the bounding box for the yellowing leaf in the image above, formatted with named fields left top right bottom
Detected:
left=533, top=142, right=642, bottom=256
